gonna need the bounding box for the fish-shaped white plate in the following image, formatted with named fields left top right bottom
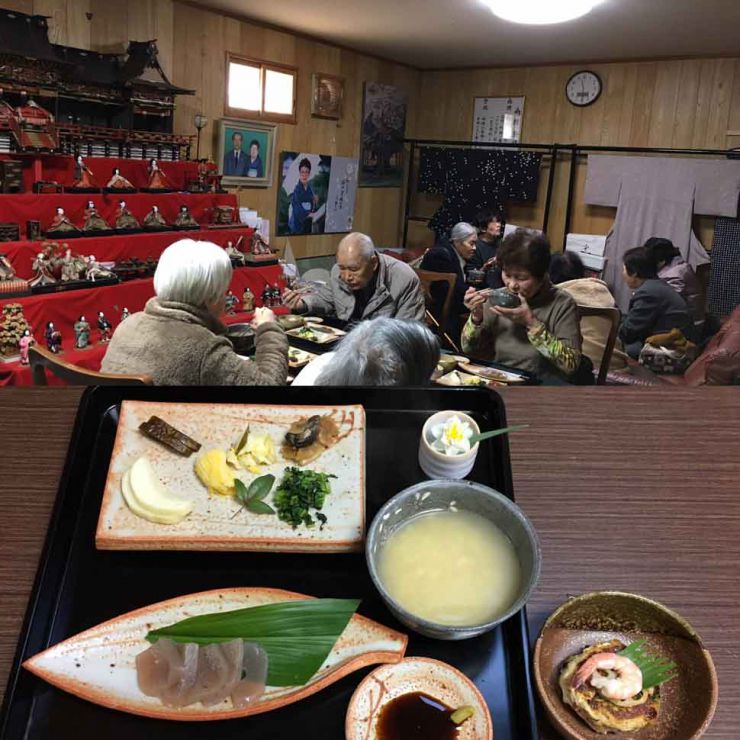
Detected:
left=24, top=587, right=407, bottom=722
left=96, top=400, right=365, bottom=552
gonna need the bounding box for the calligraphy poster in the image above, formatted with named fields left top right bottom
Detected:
left=276, top=151, right=359, bottom=236
left=472, top=96, right=525, bottom=144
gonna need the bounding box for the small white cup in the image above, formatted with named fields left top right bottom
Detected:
left=418, top=410, right=480, bottom=480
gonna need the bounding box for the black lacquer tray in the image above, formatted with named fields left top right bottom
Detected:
left=0, top=386, right=537, bottom=740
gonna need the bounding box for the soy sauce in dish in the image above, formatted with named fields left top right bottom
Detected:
left=377, top=692, right=457, bottom=739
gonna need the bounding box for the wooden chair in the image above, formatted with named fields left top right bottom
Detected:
left=413, top=268, right=459, bottom=351
left=28, top=345, right=153, bottom=386
left=576, top=305, right=620, bottom=385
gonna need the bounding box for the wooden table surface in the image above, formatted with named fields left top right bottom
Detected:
left=0, top=387, right=738, bottom=738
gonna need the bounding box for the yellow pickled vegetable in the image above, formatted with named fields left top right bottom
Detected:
left=227, top=433, right=277, bottom=474
left=194, top=448, right=236, bottom=496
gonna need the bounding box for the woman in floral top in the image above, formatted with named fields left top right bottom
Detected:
left=461, top=230, right=582, bottom=382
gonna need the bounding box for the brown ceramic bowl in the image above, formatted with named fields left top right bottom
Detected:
left=225, top=323, right=255, bottom=355
left=277, top=314, right=305, bottom=331
left=533, top=591, right=718, bottom=740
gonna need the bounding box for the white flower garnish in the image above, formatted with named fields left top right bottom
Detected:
left=429, top=415, right=473, bottom=456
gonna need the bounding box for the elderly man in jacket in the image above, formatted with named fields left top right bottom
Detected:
left=282, top=232, right=425, bottom=323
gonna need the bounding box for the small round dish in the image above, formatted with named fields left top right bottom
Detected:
left=418, top=410, right=479, bottom=479
left=533, top=591, right=718, bottom=740
left=345, top=657, right=492, bottom=740
left=303, top=315, right=324, bottom=324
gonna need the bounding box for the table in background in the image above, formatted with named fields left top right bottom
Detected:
left=0, top=388, right=737, bottom=737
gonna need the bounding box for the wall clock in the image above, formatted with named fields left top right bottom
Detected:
left=565, top=70, right=602, bottom=107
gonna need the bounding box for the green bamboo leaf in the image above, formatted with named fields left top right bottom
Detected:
left=146, top=598, right=360, bottom=686
left=618, top=640, right=678, bottom=689
left=246, top=499, right=275, bottom=515
left=469, top=424, right=528, bottom=446
left=247, top=474, right=276, bottom=501
left=235, top=425, right=251, bottom=455
left=233, top=478, right=250, bottom=505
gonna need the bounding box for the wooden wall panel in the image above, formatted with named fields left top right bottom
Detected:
left=169, top=1, right=419, bottom=260
left=410, top=58, right=740, bottom=251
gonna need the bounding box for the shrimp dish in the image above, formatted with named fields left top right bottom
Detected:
left=558, top=639, right=660, bottom=734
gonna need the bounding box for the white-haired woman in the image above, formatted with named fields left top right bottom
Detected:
left=419, top=222, right=478, bottom=337
left=102, top=239, right=288, bottom=385
left=292, top=317, right=440, bottom=386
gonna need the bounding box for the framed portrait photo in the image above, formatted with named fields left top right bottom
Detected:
left=312, top=73, right=344, bottom=120
left=217, top=118, right=276, bottom=188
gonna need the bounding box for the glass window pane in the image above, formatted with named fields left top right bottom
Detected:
left=264, top=69, right=294, bottom=115
left=228, top=61, right=261, bottom=111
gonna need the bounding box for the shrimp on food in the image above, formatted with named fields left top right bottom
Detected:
left=572, top=652, right=643, bottom=701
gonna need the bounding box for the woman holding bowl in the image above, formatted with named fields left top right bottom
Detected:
left=462, top=229, right=582, bottom=382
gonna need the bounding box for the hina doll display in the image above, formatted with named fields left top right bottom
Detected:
left=143, top=205, right=169, bottom=230
left=86, top=255, right=115, bottom=282
left=120, top=307, right=131, bottom=322
left=71, top=155, right=98, bottom=190
left=97, top=311, right=112, bottom=343
left=45, top=321, right=62, bottom=354
left=174, top=205, right=199, bottom=229
left=74, top=316, right=91, bottom=349
left=29, top=251, right=57, bottom=288
left=82, top=201, right=111, bottom=233
left=47, top=207, right=81, bottom=236
left=60, top=246, right=83, bottom=282
left=224, top=240, right=246, bottom=265
left=106, top=167, right=136, bottom=191
left=242, top=287, right=254, bottom=313
left=19, top=329, right=34, bottom=365
left=0, top=253, right=16, bottom=282
left=224, top=290, right=239, bottom=315
left=146, top=159, right=173, bottom=190
left=114, top=201, right=140, bottom=231
left=251, top=232, right=273, bottom=256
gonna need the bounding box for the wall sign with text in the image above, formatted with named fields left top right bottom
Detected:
left=472, top=96, right=525, bottom=144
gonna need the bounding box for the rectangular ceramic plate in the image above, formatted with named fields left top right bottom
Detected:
left=95, top=400, right=365, bottom=552
left=286, top=325, right=346, bottom=345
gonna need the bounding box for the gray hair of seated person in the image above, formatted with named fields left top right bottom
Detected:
left=315, top=318, right=440, bottom=386
left=449, top=222, right=477, bottom=244
left=337, top=231, right=375, bottom=260
left=154, top=238, right=233, bottom=309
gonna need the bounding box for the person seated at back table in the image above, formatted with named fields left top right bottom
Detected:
left=292, top=317, right=440, bottom=386
left=468, top=208, right=505, bottom=290
left=619, top=246, right=694, bottom=359
left=644, top=237, right=701, bottom=321
left=282, top=232, right=425, bottom=323
left=461, top=229, right=582, bottom=383
left=102, top=239, right=288, bottom=385
left=549, top=251, right=629, bottom=371
left=419, top=221, right=478, bottom=337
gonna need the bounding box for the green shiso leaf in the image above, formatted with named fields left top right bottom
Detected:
left=146, top=598, right=360, bottom=687
left=618, top=640, right=678, bottom=690
left=469, top=423, right=529, bottom=446
left=247, top=473, right=275, bottom=501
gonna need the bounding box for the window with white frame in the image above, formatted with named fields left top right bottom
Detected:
left=225, top=54, right=297, bottom=123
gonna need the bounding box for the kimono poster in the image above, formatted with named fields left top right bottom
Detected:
left=472, top=96, right=525, bottom=143
left=277, top=151, right=359, bottom=236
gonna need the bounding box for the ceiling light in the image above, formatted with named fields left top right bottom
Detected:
left=483, top=0, right=603, bottom=25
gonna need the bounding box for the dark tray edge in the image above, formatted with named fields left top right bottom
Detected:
left=0, top=386, right=538, bottom=740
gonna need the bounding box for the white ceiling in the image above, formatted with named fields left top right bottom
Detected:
left=192, top=0, right=740, bottom=69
